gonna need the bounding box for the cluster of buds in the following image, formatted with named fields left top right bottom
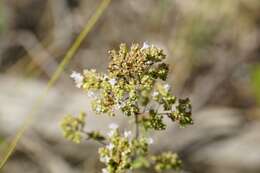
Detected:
left=62, top=42, right=193, bottom=173
left=60, top=112, right=86, bottom=143
left=99, top=124, right=153, bottom=173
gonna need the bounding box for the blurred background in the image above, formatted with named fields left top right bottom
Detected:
left=0, top=0, right=260, bottom=173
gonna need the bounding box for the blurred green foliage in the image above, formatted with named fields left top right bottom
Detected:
left=0, top=136, right=4, bottom=145
left=251, top=64, right=260, bottom=105
left=0, top=1, right=5, bottom=33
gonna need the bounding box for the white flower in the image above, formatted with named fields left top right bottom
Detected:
left=108, top=78, right=117, bottom=86
left=114, top=103, right=121, bottom=110
left=152, top=91, right=159, bottom=97
left=114, top=101, right=125, bottom=110
left=124, top=131, right=132, bottom=138
left=70, top=71, right=83, bottom=88
left=100, top=156, right=110, bottom=163
left=102, top=168, right=109, bottom=173
left=147, top=137, right=154, bottom=145
left=95, top=106, right=102, bottom=113
left=106, top=143, right=115, bottom=150
left=87, top=91, right=95, bottom=98
left=163, top=84, right=170, bottom=91
left=109, top=123, right=119, bottom=130
left=141, top=41, right=150, bottom=50
left=107, top=130, right=115, bottom=137
left=146, top=60, right=153, bottom=65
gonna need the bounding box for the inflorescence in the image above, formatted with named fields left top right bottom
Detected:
left=61, top=42, right=193, bottom=173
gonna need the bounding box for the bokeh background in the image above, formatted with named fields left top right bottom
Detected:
left=0, top=0, right=260, bottom=173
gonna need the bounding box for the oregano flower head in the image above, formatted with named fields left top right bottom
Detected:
left=61, top=42, right=193, bottom=173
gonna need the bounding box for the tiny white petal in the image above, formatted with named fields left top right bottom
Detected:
left=70, top=71, right=83, bottom=88
left=87, top=91, right=95, bottom=98
left=96, top=106, right=102, bottom=113
left=114, top=101, right=125, bottom=110
left=108, top=78, right=117, bottom=86
left=102, top=168, right=109, bottom=173
left=109, top=123, right=119, bottom=130
left=146, top=60, right=153, bottom=65
left=106, top=143, right=114, bottom=150
left=100, top=156, right=110, bottom=163
left=152, top=91, right=159, bottom=97
left=141, top=42, right=150, bottom=50
left=147, top=137, right=154, bottom=145
left=163, top=84, right=170, bottom=91
left=114, top=103, right=121, bottom=110
left=124, top=131, right=132, bottom=138
left=107, top=130, right=115, bottom=137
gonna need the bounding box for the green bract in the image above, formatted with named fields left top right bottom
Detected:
left=61, top=43, right=193, bottom=173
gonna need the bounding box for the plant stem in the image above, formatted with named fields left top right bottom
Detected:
left=82, top=130, right=107, bottom=146
left=94, top=140, right=107, bottom=146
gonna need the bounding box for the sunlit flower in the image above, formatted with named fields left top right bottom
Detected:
left=100, top=156, right=110, bottom=163
left=70, top=71, right=83, bottom=88
left=146, top=60, right=153, bottom=65
left=147, top=137, right=154, bottom=145
left=141, top=41, right=150, bottom=50
left=114, top=101, right=125, bottom=110
left=124, top=131, right=132, bottom=138
left=108, top=78, right=117, bottom=86
left=107, top=130, right=115, bottom=137
left=95, top=105, right=102, bottom=113
left=102, top=168, right=109, bottom=173
left=87, top=91, right=95, bottom=98
left=163, top=84, right=170, bottom=91
left=107, top=143, right=115, bottom=150
left=152, top=91, right=159, bottom=97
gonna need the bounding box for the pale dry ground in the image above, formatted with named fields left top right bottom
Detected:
left=1, top=75, right=260, bottom=173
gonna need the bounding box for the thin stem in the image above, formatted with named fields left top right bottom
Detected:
left=88, top=138, right=107, bottom=146
left=82, top=130, right=107, bottom=146
left=157, top=111, right=171, bottom=115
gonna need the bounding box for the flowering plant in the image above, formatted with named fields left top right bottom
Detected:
left=61, top=43, right=192, bottom=173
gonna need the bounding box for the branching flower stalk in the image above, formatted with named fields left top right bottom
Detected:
left=61, top=42, right=193, bottom=173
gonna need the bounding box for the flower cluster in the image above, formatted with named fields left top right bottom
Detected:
left=99, top=124, right=152, bottom=173
left=60, top=112, right=86, bottom=143
left=152, top=152, right=182, bottom=172
left=70, top=43, right=192, bottom=127
left=61, top=42, right=193, bottom=173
